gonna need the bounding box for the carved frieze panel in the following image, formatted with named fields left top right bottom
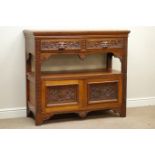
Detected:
left=41, top=39, right=81, bottom=51
left=88, top=82, right=118, bottom=102
left=86, top=39, right=124, bottom=49
left=47, top=85, right=78, bottom=105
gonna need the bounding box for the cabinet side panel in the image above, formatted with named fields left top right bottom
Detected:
left=25, top=36, right=35, bottom=56
left=29, top=81, right=36, bottom=113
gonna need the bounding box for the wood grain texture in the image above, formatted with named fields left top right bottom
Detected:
left=24, top=30, right=130, bottom=125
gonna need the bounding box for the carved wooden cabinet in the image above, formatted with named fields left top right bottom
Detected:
left=24, top=30, right=130, bottom=125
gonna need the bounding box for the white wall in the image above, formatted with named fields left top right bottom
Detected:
left=0, top=27, right=155, bottom=117
left=0, top=27, right=26, bottom=109
left=128, top=27, right=155, bottom=98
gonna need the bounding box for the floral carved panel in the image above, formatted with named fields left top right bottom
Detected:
left=41, top=40, right=81, bottom=51
left=88, top=82, right=118, bottom=102
left=86, top=39, right=124, bottom=49
left=47, top=85, right=78, bottom=105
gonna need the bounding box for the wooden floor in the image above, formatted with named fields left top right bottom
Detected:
left=0, top=106, right=155, bottom=129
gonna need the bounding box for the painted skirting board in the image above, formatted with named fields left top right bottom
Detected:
left=127, top=97, right=155, bottom=107
left=0, top=107, right=26, bottom=119
left=0, top=97, right=155, bottom=119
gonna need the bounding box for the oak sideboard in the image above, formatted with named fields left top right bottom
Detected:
left=24, top=30, right=130, bottom=125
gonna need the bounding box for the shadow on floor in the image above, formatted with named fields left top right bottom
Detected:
left=44, top=110, right=119, bottom=125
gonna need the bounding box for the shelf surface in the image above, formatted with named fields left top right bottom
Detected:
left=27, top=69, right=122, bottom=80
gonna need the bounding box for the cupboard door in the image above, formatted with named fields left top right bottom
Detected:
left=86, top=77, right=122, bottom=108
left=41, top=80, right=83, bottom=113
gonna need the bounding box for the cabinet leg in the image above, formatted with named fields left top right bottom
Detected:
left=120, top=107, right=126, bottom=117
left=35, top=114, right=44, bottom=125
left=78, top=112, right=88, bottom=118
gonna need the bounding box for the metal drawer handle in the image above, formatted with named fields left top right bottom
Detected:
left=58, top=42, right=66, bottom=51
left=101, top=41, right=108, bottom=48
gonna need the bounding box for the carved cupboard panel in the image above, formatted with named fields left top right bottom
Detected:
left=88, top=82, right=118, bottom=102
left=87, top=77, right=122, bottom=107
left=47, top=85, right=78, bottom=105
left=41, top=80, right=83, bottom=113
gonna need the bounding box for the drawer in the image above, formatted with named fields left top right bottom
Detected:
left=40, top=39, right=83, bottom=52
left=86, top=38, right=124, bottom=50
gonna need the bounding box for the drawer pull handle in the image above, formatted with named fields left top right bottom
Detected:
left=101, top=41, right=108, bottom=48
left=58, top=42, right=66, bottom=51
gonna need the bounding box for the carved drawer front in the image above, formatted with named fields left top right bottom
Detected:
left=41, top=39, right=83, bottom=52
left=41, top=80, right=83, bottom=113
left=86, top=38, right=124, bottom=49
left=87, top=78, right=122, bottom=107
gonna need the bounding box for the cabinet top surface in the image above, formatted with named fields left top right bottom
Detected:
left=24, top=30, right=130, bottom=37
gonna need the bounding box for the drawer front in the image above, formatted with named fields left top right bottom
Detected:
left=41, top=39, right=83, bottom=52
left=86, top=38, right=124, bottom=50
left=86, top=77, right=122, bottom=108
left=41, top=80, right=83, bottom=113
